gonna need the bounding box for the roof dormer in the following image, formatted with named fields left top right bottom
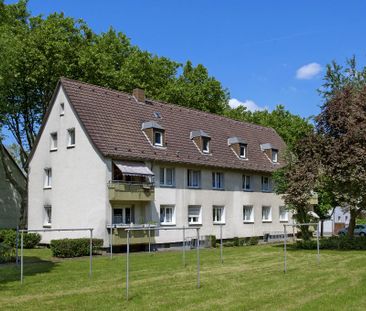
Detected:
left=190, top=130, right=211, bottom=154
left=228, top=137, right=247, bottom=159
left=142, top=121, right=165, bottom=147
left=260, top=143, right=279, bottom=163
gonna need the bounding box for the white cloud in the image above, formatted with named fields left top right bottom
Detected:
left=229, top=98, right=266, bottom=112
left=296, top=62, right=322, bottom=80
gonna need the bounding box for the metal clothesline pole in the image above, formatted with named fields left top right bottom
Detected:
left=220, top=224, right=223, bottom=264
left=20, top=230, right=24, bottom=284
left=89, top=229, right=93, bottom=278
left=182, top=225, right=186, bottom=267
left=125, top=226, right=201, bottom=301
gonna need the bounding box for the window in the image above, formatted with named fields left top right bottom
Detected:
left=160, top=205, right=175, bottom=225
left=279, top=206, right=288, bottom=222
left=261, top=176, right=270, bottom=192
left=60, top=103, right=65, bottom=116
left=242, top=175, right=251, bottom=191
left=44, top=205, right=52, bottom=227
left=239, top=144, right=247, bottom=158
left=188, top=205, right=201, bottom=225
left=67, top=128, right=75, bottom=147
left=212, top=172, right=224, bottom=189
left=243, top=205, right=254, bottom=223
left=50, top=132, right=58, bottom=151
left=44, top=168, right=52, bottom=188
left=160, top=168, right=175, bottom=186
left=272, top=149, right=278, bottom=163
left=262, top=206, right=272, bottom=222
left=202, top=137, right=210, bottom=153
left=154, top=130, right=163, bottom=146
left=113, top=207, right=131, bottom=225
left=213, top=206, right=225, bottom=224
left=187, top=170, right=201, bottom=188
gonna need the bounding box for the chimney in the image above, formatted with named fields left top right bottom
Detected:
left=133, top=88, right=145, bottom=103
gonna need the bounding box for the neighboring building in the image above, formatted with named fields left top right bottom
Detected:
left=28, top=78, right=291, bottom=247
left=0, top=144, right=26, bottom=229
left=321, top=207, right=350, bottom=235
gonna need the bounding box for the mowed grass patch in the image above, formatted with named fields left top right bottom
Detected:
left=0, top=245, right=365, bottom=310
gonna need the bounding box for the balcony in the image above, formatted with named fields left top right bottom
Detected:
left=108, top=181, right=155, bottom=202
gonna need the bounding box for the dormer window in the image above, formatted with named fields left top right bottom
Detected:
left=154, top=130, right=163, bottom=146
left=142, top=121, right=165, bottom=148
left=202, top=137, right=210, bottom=153
left=190, top=130, right=211, bottom=154
left=260, top=143, right=279, bottom=163
left=228, top=137, right=247, bottom=159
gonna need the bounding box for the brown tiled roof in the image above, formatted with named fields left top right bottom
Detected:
left=60, top=78, right=286, bottom=173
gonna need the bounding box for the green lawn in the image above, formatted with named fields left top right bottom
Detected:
left=0, top=245, right=365, bottom=310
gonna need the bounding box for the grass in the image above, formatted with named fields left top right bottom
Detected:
left=1, top=245, right=366, bottom=310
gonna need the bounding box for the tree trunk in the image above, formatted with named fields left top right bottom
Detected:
left=347, top=208, right=359, bottom=238
left=296, top=206, right=312, bottom=240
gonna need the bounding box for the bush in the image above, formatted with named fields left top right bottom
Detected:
left=0, top=230, right=41, bottom=249
left=223, top=241, right=235, bottom=247
left=248, top=236, right=259, bottom=246
left=0, top=242, right=15, bottom=263
left=209, top=235, right=216, bottom=248
left=50, top=238, right=103, bottom=258
left=295, top=236, right=366, bottom=250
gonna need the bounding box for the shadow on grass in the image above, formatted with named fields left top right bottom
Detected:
left=0, top=256, right=57, bottom=285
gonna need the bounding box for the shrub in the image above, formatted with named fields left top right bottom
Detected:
left=50, top=238, right=103, bottom=258
left=0, top=230, right=41, bottom=249
left=233, top=237, right=240, bottom=247
left=295, top=236, right=366, bottom=250
left=223, top=241, right=235, bottom=247
left=248, top=236, right=259, bottom=246
left=0, top=242, right=15, bottom=263
left=209, top=235, right=216, bottom=248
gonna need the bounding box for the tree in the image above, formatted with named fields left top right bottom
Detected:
left=0, top=2, right=229, bottom=168
left=225, top=105, right=313, bottom=149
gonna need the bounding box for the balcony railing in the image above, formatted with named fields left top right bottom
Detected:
left=108, top=180, right=155, bottom=201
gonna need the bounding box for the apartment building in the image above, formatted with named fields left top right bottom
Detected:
left=27, top=78, right=291, bottom=246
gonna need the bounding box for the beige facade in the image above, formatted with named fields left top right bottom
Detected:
left=28, top=85, right=290, bottom=247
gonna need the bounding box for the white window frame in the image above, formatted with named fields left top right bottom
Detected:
left=160, top=167, right=175, bottom=187
left=261, top=176, right=270, bottom=192
left=262, top=206, right=272, bottom=222
left=243, top=205, right=254, bottom=223
left=239, top=144, right=247, bottom=158
left=272, top=149, right=278, bottom=163
left=202, top=137, right=210, bottom=153
left=154, top=130, right=163, bottom=146
left=43, top=205, right=52, bottom=227
left=50, top=132, right=58, bottom=151
left=113, top=207, right=132, bottom=225
left=212, top=172, right=224, bottom=190
left=279, top=206, right=288, bottom=222
left=44, top=168, right=52, bottom=189
left=242, top=175, right=251, bottom=191
left=60, top=103, right=65, bottom=116
left=213, top=205, right=225, bottom=224
left=188, top=205, right=202, bottom=225
left=67, top=128, right=75, bottom=147
left=160, top=205, right=175, bottom=225
left=187, top=169, right=201, bottom=188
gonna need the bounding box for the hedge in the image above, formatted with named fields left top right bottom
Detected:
left=0, top=229, right=41, bottom=249
left=50, top=238, right=103, bottom=258
left=295, top=236, right=366, bottom=250
left=0, top=243, right=15, bottom=263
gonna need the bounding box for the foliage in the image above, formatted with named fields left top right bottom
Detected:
left=295, top=236, right=366, bottom=250
left=0, top=229, right=41, bottom=248
left=208, top=235, right=216, bottom=248
left=50, top=238, right=103, bottom=258
left=225, top=105, right=313, bottom=149
left=0, top=242, right=15, bottom=263
left=0, top=1, right=228, bottom=168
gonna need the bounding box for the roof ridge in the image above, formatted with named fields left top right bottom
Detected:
left=60, top=77, right=276, bottom=133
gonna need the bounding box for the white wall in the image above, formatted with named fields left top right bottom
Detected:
left=151, top=164, right=289, bottom=243
left=28, top=86, right=110, bottom=245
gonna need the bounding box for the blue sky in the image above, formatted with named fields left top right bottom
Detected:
left=3, top=0, right=366, bottom=144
